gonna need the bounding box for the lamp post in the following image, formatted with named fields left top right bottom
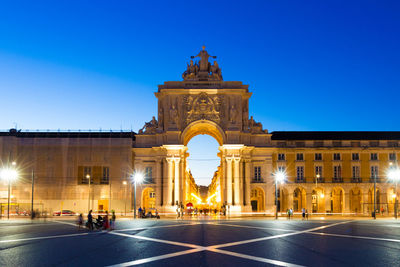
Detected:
left=133, top=172, right=144, bottom=219
left=86, top=174, right=91, bottom=212
left=388, top=167, right=400, bottom=219
left=123, top=181, right=127, bottom=216
left=274, top=170, right=285, bottom=220
left=0, top=162, right=18, bottom=219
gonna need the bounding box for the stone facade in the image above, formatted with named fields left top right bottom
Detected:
left=1, top=48, right=399, bottom=216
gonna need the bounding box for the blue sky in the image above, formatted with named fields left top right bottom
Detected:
left=1, top=1, right=399, bottom=185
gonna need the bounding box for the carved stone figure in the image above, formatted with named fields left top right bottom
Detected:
left=248, top=116, right=265, bottom=133
left=191, top=46, right=216, bottom=72
left=211, top=61, right=222, bottom=80
left=138, top=116, right=158, bottom=134
left=229, top=104, right=237, bottom=123
left=169, top=104, right=179, bottom=125
left=242, top=103, right=249, bottom=130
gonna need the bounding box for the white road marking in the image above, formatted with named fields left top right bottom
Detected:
left=0, top=232, right=89, bottom=243
left=110, top=231, right=202, bottom=249
left=106, top=248, right=205, bottom=267
left=307, top=231, right=400, bottom=243
left=208, top=248, right=305, bottom=267
left=209, top=220, right=352, bottom=249
left=209, top=222, right=297, bottom=232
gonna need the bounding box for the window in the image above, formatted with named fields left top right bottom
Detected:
left=371, top=166, right=378, bottom=178
left=352, top=166, right=360, bottom=178
left=352, top=153, right=359, bottom=161
left=101, top=167, right=109, bottom=184
left=278, top=166, right=286, bottom=173
left=150, top=192, right=156, bottom=198
left=370, top=153, right=378, bottom=161
left=333, top=141, right=342, bottom=147
left=333, top=165, right=342, bottom=179
left=315, top=166, right=322, bottom=177
left=333, top=153, right=341, bottom=161
left=254, top=166, right=261, bottom=181
left=315, top=153, right=322, bottom=161
left=296, top=153, right=304, bottom=161
left=145, top=167, right=153, bottom=182
left=370, top=141, right=379, bottom=147
left=296, top=166, right=304, bottom=180
left=389, top=153, right=397, bottom=161
left=278, top=153, right=285, bottom=161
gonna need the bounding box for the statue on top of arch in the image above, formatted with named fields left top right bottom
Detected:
left=138, top=116, right=158, bottom=134
left=182, top=46, right=223, bottom=81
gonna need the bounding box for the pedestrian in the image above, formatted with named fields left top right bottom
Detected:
left=87, top=210, right=93, bottom=231
left=176, top=205, right=180, bottom=219
left=138, top=207, right=142, bottom=218
left=110, top=210, right=116, bottom=230
left=180, top=203, right=184, bottom=219
left=103, top=210, right=110, bottom=230
left=143, top=207, right=146, bottom=218
left=287, top=209, right=290, bottom=219
left=77, top=213, right=83, bottom=230
left=290, top=208, right=293, bottom=219
left=306, top=209, right=309, bottom=220
left=302, top=208, right=305, bottom=220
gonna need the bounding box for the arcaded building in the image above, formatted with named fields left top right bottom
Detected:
left=1, top=48, right=399, bottom=215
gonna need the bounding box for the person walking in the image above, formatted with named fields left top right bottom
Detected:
left=302, top=208, right=305, bottom=220
left=103, top=211, right=110, bottom=230
left=287, top=209, right=290, bottom=220
left=138, top=207, right=142, bottom=218
left=306, top=209, right=309, bottom=220
left=77, top=213, right=83, bottom=230
left=87, top=210, right=93, bottom=231
left=110, top=210, right=116, bottom=230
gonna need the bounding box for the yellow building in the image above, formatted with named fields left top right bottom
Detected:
left=1, top=48, right=399, bottom=216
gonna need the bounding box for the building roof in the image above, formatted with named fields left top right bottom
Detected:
left=271, top=131, right=400, bottom=141
left=0, top=129, right=136, bottom=140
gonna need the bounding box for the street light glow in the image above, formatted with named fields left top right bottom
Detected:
left=0, top=168, right=18, bottom=182
left=133, top=172, right=144, bottom=183
left=275, top=170, right=286, bottom=183
left=388, top=168, right=400, bottom=181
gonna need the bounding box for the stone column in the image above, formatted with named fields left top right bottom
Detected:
left=244, top=160, right=251, bottom=207
left=226, top=157, right=233, bottom=205
left=344, top=192, right=351, bottom=213
left=233, top=157, right=240, bottom=206
left=325, top=188, right=332, bottom=213
left=306, top=192, right=313, bottom=213
left=166, top=158, right=174, bottom=206
left=174, top=158, right=180, bottom=205
left=155, top=159, right=162, bottom=207
left=288, top=191, right=294, bottom=210
left=180, top=158, right=185, bottom=204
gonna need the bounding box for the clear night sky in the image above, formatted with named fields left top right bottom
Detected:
left=1, top=1, right=399, bottom=185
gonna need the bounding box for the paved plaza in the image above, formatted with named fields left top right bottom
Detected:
left=0, top=217, right=399, bottom=266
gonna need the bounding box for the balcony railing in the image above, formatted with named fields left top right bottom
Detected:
left=314, top=177, right=324, bottom=183
left=351, top=177, right=362, bottom=183
left=295, top=178, right=305, bottom=183
left=251, top=178, right=264, bottom=183
left=332, top=177, right=343, bottom=183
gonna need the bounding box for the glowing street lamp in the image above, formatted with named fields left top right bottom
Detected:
left=85, top=174, right=92, bottom=213
left=0, top=162, right=18, bottom=219
left=274, top=170, right=286, bottom=220
left=132, top=172, right=144, bottom=219
left=388, top=167, right=400, bottom=219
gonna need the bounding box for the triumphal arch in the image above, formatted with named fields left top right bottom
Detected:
left=134, top=47, right=273, bottom=213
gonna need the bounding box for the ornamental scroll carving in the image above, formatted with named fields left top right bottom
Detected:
left=183, top=92, right=223, bottom=126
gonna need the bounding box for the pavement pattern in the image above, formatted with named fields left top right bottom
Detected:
left=0, top=217, right=400, bottom=266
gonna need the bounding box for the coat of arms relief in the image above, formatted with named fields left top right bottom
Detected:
left=182, top=92, right=224, bottom=127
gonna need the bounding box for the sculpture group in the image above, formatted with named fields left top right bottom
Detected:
left=182, top=46, right=223, bottom=81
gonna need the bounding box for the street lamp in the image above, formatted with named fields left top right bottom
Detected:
left=274, top=170, right=286, bottom=220
left=388, top=167, right=400, bottom=219
left=86, top=174, right=91, bottom=212
left=123, top=180, right=127, bottom=216
left=132, top=172, right=144, bottom=219
left=0, top=162, right=18, bottom=219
